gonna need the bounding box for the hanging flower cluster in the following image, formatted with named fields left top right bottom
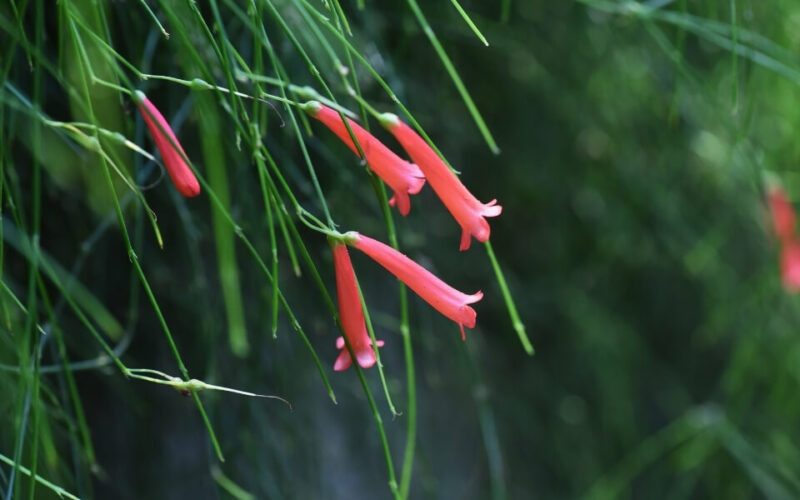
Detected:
left=302, top=102, right=500, bottom=370
left=767, top=183, right=800, bottom=292
left=132, top=89, right=500, bottom=372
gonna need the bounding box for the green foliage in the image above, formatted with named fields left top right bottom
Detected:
left=2, top=0, right=800, bottom=498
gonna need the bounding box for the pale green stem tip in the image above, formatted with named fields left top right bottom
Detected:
left=341, top=231, right=359, bottom=245
left=378, top=112, right=399, bottom=128
left=300, top=100, right=322, bottom=115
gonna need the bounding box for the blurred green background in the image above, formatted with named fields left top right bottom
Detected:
left=3, top=0, right=800, bottom=498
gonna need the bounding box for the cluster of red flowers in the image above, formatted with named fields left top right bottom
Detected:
left=135, top=92, right=499, bottom=371
left=767, top=184, right=800, bottom=292
left=304, top=103, right=500, bottom=370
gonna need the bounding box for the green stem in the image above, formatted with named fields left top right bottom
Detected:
left=194, top=167, right=338, bottom=403
left=449, top=0, right=489, bottom=46
left=397, top=283, right=416, bottom=499
left=261, top=0, right=337, bottom=226
left=354, top=274, right=398, bottom=416
left=365, top=176, right=417, bottom=498
left=137, top=0, right=169, bottom=39
left=11, top=3, right=44, bottom=494
left=353, top=360, right=401, bottom=500
left=484, top=240, right=533, bottom=355
left=36, top=275, right=96, bottom=465
left=66, top=11, right=225, bottom=461
left=404, top=0, right=499, bottom=153
left=298, top=0, right=456, bottom=170
left=0, top=453, right=80, bottom=500
left=253, top=151, right=281, bottom=337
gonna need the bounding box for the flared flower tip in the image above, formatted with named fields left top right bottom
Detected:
left=460, top=200, right=503, bottom=250
left=483, top=199, right=503, bottom=217
left=347, top=232, right=484, bottom=339
left=134, top=91, right=201, bottom=198
left=333, top=336, right=385, bottom=371
left=456, top=291, right=483, bottom=340
left=388, top=173, right=426, bottom=216
left=386, top=160, right=426, bottom=216
left=379, top=112, right=501, bottom=250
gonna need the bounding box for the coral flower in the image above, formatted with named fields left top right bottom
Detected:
left=134, top=91, right=201, bottom=197
left=379, top=113, right=501, bottom=250
left=331, top=242, right=384, bottom=371
left=302, top=101, right=425, bottom=216
left=781, top=239, right=800, bottom=292
left=345, top=232, right=482, bottom=339
left=767, top=185, right=796, bottom=242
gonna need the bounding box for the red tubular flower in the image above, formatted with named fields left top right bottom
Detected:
left=134, top=91, right=201, bottom=197
left=781, top=239, right=800, bottom=292
left=346, top=232, right=482, bottom=339
left=302, top=101, right=425, bottom=216
left=379, top=113, right=501, bottom=251
left=767, top=185, right=796, bottom=242
left=331, top=242, right=384, bottom=371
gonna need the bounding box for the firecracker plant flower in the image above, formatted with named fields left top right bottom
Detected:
left=378, top=112, right=501, bottom=250
left=781, top=239, right=800, bottom=292
left=301, top=101, right=425, bottom=216
left=331, top=241, right=384, bottom=371
left=134, top=90, right=201, bottom=198
left=767, top=184, right=796, bottom=242
left=344, top=231, right=483, bottom=339
left=764, top=178, right=800, bottom=293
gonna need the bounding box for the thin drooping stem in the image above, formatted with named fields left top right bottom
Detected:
left=364, top=174, right=417, bottom=499
left=295, top=0, right=404, bottom=419
left=449, top=0, right=489, bottom=46
left=485, top=240, right=534, bottom=355
left=261, top=0, right=337, bottom=226
left=8, top=2, right=44, bottom=494
left=352, top=358, right=401, bottom=500
left=193, top=166, right=338, bottom=403
left=65, top=12, right=225, bottom=460
left=0, top=453, right=80, bottom=500
left=25, top=6, right=46, bottom=496
left=354, top=274, right=398, bottom=416
left=136, top=0, right=169, bottom=39
left=404, top=0, right=499, bottom=153
left=298, top=0, right=457, bottom=171
left=37, top=275, right=97, bottom=467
